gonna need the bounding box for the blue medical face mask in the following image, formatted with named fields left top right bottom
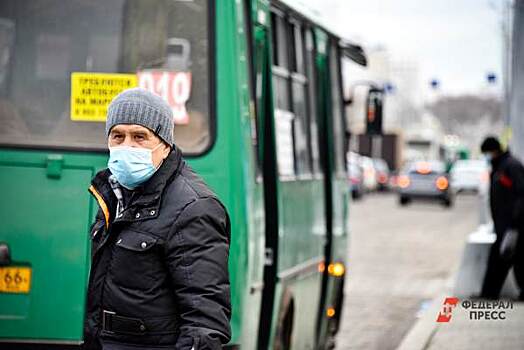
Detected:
left=108, top=143, right=163, bottom=189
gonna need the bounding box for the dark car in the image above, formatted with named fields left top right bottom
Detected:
left=397, top=161, right=454, bottom=207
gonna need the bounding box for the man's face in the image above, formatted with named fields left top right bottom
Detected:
left=108, top=124, right=170, bottom=168
left=483, top=151, right=497, bottom=162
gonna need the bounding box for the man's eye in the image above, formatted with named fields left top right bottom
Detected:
left=134, top=135, right=145, bottom=140
left=113, top=134, right=123, bottom=139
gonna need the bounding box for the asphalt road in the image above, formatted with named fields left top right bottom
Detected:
left=334, top=191, right=479, bottom=350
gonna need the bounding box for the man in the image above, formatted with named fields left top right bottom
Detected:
left=480, top=136, right=524, bottom=299
left=84, top=88, right=231, bottom=350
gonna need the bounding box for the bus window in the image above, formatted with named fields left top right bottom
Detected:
left=290, top=24, right=311, bottom=176
left=271, top=11, right=294, bottom=177
left=271, top=12, right=319, bottom=179
left=289, top=23, right=305, bottom=75
left=272, top=73, right=291, bottom=111
left=271, top=13, right=289, bottom=70
left=305, top=28, right=321, bottom=175
left=0, top=0, right=212, bottom=154
left=329, top=41, right=346, bottom=174
left=271, top=12, right=290, bottom=112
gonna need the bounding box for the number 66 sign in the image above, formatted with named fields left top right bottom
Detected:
left=137, top=71, right=192, bottom=125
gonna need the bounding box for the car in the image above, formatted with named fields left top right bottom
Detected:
left=360, top=156, right=378, bottom=192
left=450, top=159, right=489, bottom=193
left=397, top=160, right=454, bottom=207
left=348, top=161, right=365, bottom=199
left=389, top=171, right=399, bottom=190
left=373, top=158, right=390, bottom=191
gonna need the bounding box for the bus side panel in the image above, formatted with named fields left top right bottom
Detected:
left=274, top=178, right=325, bottom=349
left=0, top=151, right=108, bottom=343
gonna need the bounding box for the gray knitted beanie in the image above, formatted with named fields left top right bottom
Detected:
left=106, top=87, right=174, bottom=146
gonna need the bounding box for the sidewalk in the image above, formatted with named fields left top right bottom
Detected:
left=398, top=295, right=524, bottom=350
left=397, top=225, right=524, bottom=350
left=426, top=300, right=524, bottom=350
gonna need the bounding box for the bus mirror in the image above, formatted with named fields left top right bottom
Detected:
left=366, top=88, right=384, bottom=135
left=340, top=42, right=367, bottom=67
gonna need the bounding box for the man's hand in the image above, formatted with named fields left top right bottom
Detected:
left=500, top=228, right=519, bottom=261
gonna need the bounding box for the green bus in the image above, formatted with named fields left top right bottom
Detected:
left=0, top=0, right=365, bottom=348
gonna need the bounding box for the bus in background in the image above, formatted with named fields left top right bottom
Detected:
left=403, top=125, right=446, bottom=165
left=0, top=0, right=365, bottom=348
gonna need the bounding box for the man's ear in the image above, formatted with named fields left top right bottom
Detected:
left=162, top=142, right=171, bottom=159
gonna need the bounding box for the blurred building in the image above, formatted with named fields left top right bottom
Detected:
left=343, top=46, right=422, bottom=135
left=342, top=46, right=429, bottom=167
left=510, top=0, right=524, bottom=161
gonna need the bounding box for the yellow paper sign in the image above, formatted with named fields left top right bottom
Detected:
left=70, top=72, right=138, bottom=122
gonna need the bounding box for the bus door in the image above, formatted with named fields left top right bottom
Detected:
left=253, top=15, right=281, bottom=350
left=256, top=6, right=327, bottom=349
left=313, top=30, right=336, bottom=346
left=314, top=34, right=350, bottom=346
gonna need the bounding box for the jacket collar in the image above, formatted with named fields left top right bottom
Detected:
left=89, top=145, right=184, bottom=226
left=491, top=151, right=510, bottom=171
left=132, top=145, right=183, bottom=206
left=89, top=168, right=114, bottom=228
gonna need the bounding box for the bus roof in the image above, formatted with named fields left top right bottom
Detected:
left=273, top=0, right=367, bottom=65
left=275, top=0, right=356, bottom=43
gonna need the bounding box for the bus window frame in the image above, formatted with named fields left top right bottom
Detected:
left=303, top=25, right=323, bottom=179
left=328, top=38, right=347, bottom=177
left=270, top=8, right=317, bottom=182
left=242, top=0, right=262, bottom=182
left=0, top=0, right=217, bottom=158
left=289, top=20, right=313, bottom=177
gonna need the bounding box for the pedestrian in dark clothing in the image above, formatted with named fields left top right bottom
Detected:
left=84, top=88, right=231, bottom=350
left=480, top=136, right=524, bottom=299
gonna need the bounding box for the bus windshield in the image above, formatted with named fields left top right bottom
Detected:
left=0, top=0, right=212, bottom=153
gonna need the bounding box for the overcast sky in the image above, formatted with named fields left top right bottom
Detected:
left=301, top=0, right=505, bottom=95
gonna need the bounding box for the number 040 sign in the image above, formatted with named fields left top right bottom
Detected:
left=137, top=71, right=192, bottom=125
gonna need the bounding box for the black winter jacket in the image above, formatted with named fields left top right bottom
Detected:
left=489, top=151, right=524, bottom=235
left=84, top=147, right=231, bottom=350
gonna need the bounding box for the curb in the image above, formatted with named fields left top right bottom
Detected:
left=395, top=293, right=445, bottom=350
left=396, top=265, right=459, bottom=350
